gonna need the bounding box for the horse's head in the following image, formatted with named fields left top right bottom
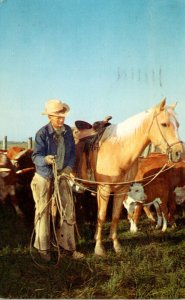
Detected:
left=148, top=98, right=183, bottom=162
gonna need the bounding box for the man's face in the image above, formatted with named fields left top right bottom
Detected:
left=48, top=115, right=65, bottom=129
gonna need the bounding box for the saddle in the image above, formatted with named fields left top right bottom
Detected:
left=73, top=115, right=112, bottom=141
left=73, top=116, right=112, bottom=179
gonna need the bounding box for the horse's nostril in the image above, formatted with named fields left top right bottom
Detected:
left=174, top=151, right=181, bottom=162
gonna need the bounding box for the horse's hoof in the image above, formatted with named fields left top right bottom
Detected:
left=162, top=226, right=167, bottom=232
left=113, top=240, right=122, bottom=254
left=94, top=244, right=106, bottom=257
left=130, top=231, right=137, bottom=234
left=155, top=225, right=161, bottom=230
left=171, top=223, right=177, bottom=229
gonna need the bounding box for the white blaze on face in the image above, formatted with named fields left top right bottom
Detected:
left=170, top=115, right=179, bottom=139
left=127, top=183, right=147, bottom=203
left=166, top=107, right=180, bottom=140
left=174, top=186, right=185, bottom=205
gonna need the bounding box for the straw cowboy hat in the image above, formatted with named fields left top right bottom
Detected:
left=42, top=99, right=70, bottom=117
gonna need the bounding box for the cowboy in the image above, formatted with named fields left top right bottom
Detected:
left=31, top=99, right=84, bottom=261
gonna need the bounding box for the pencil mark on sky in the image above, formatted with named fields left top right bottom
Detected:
left=159, top=67, right=162, bottom=87
left=116, top=67, right=163, bottom=87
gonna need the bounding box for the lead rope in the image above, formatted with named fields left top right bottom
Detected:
left=30, top=160, right=77, bottom=269
left=70, top=160, right=178, bottom=198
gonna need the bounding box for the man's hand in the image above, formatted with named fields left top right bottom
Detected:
left=44, top=155, right=55, bottom=165
left=61, top=166, right=72, bottom=175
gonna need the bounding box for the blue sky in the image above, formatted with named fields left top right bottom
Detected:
left=1, top=0, right=185, bottom=141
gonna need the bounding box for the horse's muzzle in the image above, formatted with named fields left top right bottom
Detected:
left=167, top=141, right=184, bottom=162
left=169, top=151, right=182, bottom=163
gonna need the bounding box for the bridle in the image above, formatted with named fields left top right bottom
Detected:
left=150, top=110, right=183, bottom=160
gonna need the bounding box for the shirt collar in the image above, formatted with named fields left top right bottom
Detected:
left=48, top=122, right=66, bottom=135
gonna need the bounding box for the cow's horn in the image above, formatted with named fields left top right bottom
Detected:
left=14, top=149, right=28, bottom=160
left=0, top=168, right=11, bottom=172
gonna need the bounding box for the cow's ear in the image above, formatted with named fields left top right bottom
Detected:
left=170, top=102, right=177, bottom=110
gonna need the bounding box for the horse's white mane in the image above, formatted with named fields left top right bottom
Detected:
left=100, top=102, right=179, bottom=146
left=102, top=110, right=150, bottom=142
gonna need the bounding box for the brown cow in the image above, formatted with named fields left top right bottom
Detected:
left=0, top=147, right=35, bottom=220
left=0, top=152, right=23, bottom=216
left=7, top=146, right=34, bottom=169
left=6, top=146, right=35, bottom=221
left=127, top=153, right=185, bottom=232
left=6, top=146, right=35, bottom=183
left=6, top=146, right=25, bottom=159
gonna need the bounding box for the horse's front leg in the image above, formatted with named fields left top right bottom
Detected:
left=109, top=194, right=124, bottom=254
left=94, top=185, right=110, bottom=256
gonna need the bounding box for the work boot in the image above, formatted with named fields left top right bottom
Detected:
left=38, top=250, right=51, bottom=262
left=72, top=250, right=84, bottom=260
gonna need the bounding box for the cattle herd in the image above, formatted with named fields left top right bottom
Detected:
left=0, top=145, right=185, bottom=232
left=0, top=147, right=35, bottom=223
left=124, top=153, right=185, bottom=232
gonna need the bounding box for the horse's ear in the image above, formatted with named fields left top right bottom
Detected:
left=170, top=102, right=177, bottom=110
left=159, top=97, right=166, bottom=110
left=154, top=97, right=166, bottom=112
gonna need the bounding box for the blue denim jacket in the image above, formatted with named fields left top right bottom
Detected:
left=32, top=122, right=76, bottom=179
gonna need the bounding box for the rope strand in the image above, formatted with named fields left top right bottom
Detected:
left=30, top=160, right=77, bottom=269
left=70, top=160, right=177, bottom=197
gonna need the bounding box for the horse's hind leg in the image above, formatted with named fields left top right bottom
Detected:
left=109, top=195, right=123, bottom=254
left=94, top=186, right=110, bottom=256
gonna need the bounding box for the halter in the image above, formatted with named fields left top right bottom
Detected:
left=151, top=110, right=183, bottom=160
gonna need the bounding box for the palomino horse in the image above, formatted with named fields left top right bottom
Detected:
left=74, top=98, right=183, bottom=256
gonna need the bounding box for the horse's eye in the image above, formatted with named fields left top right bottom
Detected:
left=161, top=123, right=167, bottom=127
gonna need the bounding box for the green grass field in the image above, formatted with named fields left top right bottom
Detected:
left=0, top=141, right=184, bottom=298
left=0, top=141, right=31, bottom=150
left=0, top=201, right=184, bottom=299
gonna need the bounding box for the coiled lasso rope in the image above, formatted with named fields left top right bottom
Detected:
left=29, top=160, right=76, bottom=270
